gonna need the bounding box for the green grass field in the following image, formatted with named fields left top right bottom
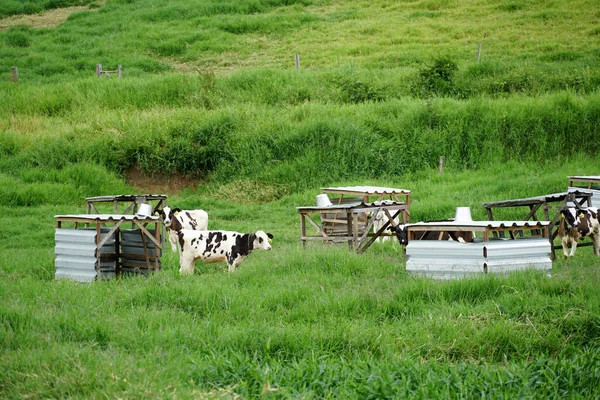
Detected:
left=1, top=0, right=600, bottom=398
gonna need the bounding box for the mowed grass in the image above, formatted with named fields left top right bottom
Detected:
left=1, top=161, right=600, bottom=398
left=0, top=0, right=599, bottom=86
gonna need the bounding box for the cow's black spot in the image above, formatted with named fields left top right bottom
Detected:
left=228, top=233, right=253, bottom=265
left=178, top=231, right=186, bottom=254
left=203, top=231, right=224, bottom=257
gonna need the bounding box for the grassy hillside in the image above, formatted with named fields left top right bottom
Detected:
left=1, top=0, right=600, bottom=398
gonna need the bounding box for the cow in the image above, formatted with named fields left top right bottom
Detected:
left=558, top=207, right=600, bottom=257
left=155, top=206, right=209, bottom=252
left=371, top=209, right=400, bottom=243
left=388, top=222, right=474, bottom=245
left=177, top=229, right=273, bottom=274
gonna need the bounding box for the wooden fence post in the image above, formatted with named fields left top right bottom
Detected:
left=11, top=66, right=18, bottom=82
left=294, top=53, right=300, bottom=69
left=476, top=43, right=482, bottom=62
left=118, top=65, right=122, bottom=79
left=439, top=156, right=445, bottom=174
left=96, top=64, right=102, bottom=77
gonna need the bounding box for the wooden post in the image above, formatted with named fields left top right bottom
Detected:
left=294, top=53, right=300, bottom=69
left=476, top=43, right=482, bottom=62
left=118, top=65, right=122, bottom=79
left=439, top=156, right=445, bottom=174
left=96, top=64, right=102, bottom=77
left=11, top=66, right=18, bottom=82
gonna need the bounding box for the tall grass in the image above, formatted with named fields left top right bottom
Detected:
left=2, top=82, right=599, bottom=191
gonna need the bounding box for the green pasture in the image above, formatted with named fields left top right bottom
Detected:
left=2, top=160, right=600, bottom=398
left=1, top=0, right=600, bottom=397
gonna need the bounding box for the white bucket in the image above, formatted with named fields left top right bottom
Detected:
left=455, top=207, right=472, bottom=222
left=136, top=203, right=153, bottom=218
left=316, top=194, right=332, bottom=208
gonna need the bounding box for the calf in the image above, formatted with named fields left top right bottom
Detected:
left=371, top=209, right=400, bottom=243
left=177, top=229, right=273, bottom=273
left=155, top=206, right=209, bottom=252
left=559, top=207, right=600, bottom=257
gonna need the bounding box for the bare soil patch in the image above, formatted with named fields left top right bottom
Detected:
left=125, top=166, right=201, bottom=195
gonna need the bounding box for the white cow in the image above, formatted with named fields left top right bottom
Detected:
left=177, top=229, right=273, bottom=273
left=371, top=209, right=400, bottom=243
left=156, top=206, right=209, bottom=252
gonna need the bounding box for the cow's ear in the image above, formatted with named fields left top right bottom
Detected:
left=267, top=233, right=273, bottom=239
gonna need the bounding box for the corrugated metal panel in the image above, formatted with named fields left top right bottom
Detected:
left=322, top=186, right=411, bottom=195
left=120, top=229, right=161, bottom=275
left=408, top=220, right=549, bottom=229
left=568, top=187, right=600, bottom=208
left=55, top=228, right=116, bottom=282
left=406, top=241, right=486, bottom=279
left=484, top=239, right=552, bottom=273
left=405, top=238, right=551, bottom=279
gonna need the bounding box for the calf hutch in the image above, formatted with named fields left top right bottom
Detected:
left=405, top=220, right=552, bottom=279
left=483, top=189, right=593, bottom=258
left=297, top=186, right=410, bottom=253
left=54, top=213, right=163, bottom=282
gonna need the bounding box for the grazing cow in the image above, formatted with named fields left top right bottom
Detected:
left=155, top=206, right=209, bottom=252
left=388, top=222, right=474, bottom=245
left=559, top=207, right=600, bottom=257
left=371, top=209, right=400, bottom=243
left=177, top=229, right=273, bottom=273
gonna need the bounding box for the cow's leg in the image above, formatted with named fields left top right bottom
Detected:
left=227, top=255, right=247, bottom=272
left=569, top=239, right=578, bottom=257
left=169, top=230, right=178, bottom=252
left=592, top=235, right=600, bottom=256
left=562, top=237, right=571, bottom=257
left=179, top=255, right=195, bottom=275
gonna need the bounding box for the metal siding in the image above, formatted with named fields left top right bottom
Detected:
left=54, top=228, right=117, bottom=282
left=405, top=238, right=551, bottom=279
left=484, top=239, right=552, bottom=273
left=120, top=229, right=161, bottom=275
left=406, top=241, right=486, bottom=279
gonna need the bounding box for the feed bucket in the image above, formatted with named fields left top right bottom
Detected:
left=136, top=203, right=153, bottom=218
left=316, top=194, right=332, bottom=208
left=455, top=207, right=472, bottom=222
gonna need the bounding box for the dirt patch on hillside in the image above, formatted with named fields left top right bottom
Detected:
left=0, top=2, right=104, bottom=31
left=125, top=166, right=201, bottom=195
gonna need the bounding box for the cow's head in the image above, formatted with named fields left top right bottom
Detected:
left=561, top=208, right=583, bottom=231
left=388, top=224, right=408, bottom=245
left=155, top=206, right=182, bottom=228
left=252, top=230, right=273, bottom=251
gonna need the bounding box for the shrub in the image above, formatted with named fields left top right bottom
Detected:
left=412, top=57, right=459, bottom=98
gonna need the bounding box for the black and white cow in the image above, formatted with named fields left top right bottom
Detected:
left=155, top=206, right=209, bottom=252
left=177, top=229, right=273, bottom=273
left=559, top=207, right=600, bottom=257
